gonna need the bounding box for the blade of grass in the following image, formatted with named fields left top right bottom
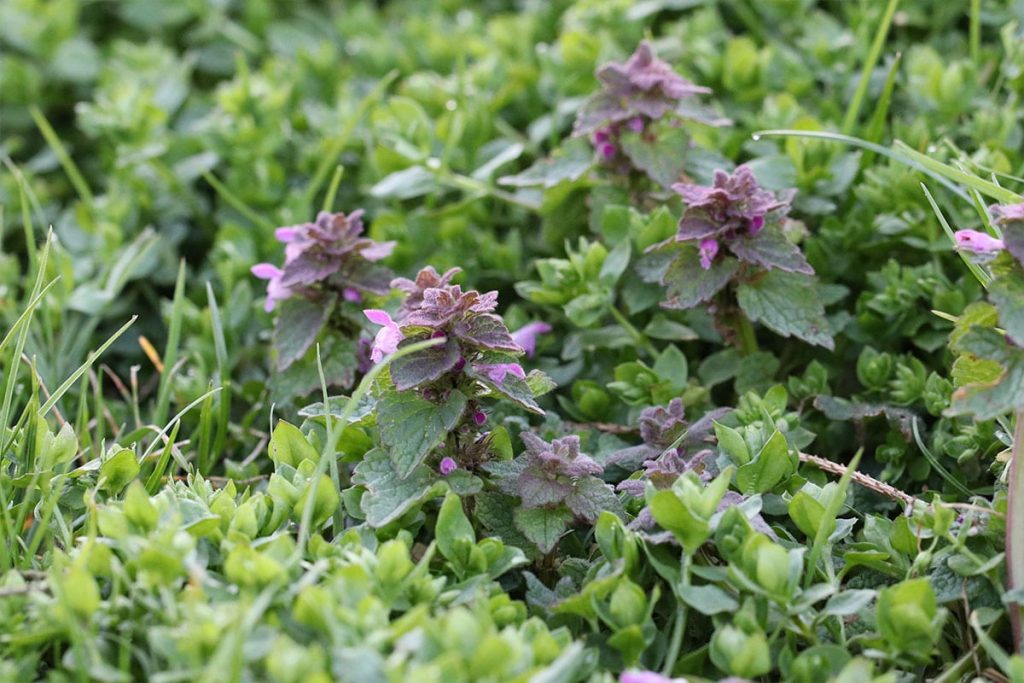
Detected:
left=38, top=316, right=138, bottom=418
left=206, top=283, right=232, bottom=465
left=970, top=0, right=981, bottom=64
left=920, top=184, right=990, bottom=287
left=202, top=171, right=275, bottom=232
left=842, top=0, right=900, bottom=135
left=154, top=261, right=187, bottom=426
left=321, top=165, right=345, bottom=213
left=893, top=140, right=1022, bottom=203
left=860, top=52, right=902, bottom=169
left=29, top=107, right=94, bottom=207
left=753, top=129, right=972, bottom=202
left=145, top=421, right=182, bottom=494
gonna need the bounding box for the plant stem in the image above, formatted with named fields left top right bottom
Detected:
left=1007, top=410, right=1024, bottom=653
left=734, top=313, right=759, bottom=356
left=609, top=305, right=658, bottom=359
left=661, top=552, right=690, bottom=676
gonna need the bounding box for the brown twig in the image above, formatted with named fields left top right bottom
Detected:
left=798, top=451, right=919, bottom=506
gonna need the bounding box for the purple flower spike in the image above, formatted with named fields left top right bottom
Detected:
left=364, top=309, right=403, bottom=363
left=476, top=362, right=526, bottom=383
left=473, top=411, right=487, bottom=426
left=620, top=672, right=675, bottom=683
left=698, top=238, right=719, bottom=270
left=954, top=229, right=1004, bottom=256
left=439, top=457, right=457, bottom=476
left=511, top=321, right=552, bottom=358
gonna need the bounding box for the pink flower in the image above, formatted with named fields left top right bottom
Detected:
left=991, top=203, right=1024, bottom=223
left=954, top=229, right=1004, bottom=255
left=599, top=142, right=618, bottom=160
left=620, top=673, right=674, bottom=683
left=364, top=309, right=403, bottom=363
left=342, top=288, right=362, bottom=303
left=698, top=238, right=719, bottom=270
left=511, top=322, right=552, bottom=358
left=439, top=457, right=457, bottom=476
left=251, top=263, right=294, bottom=312
left=473, top=411, right=487, bottom=426
left=476, top=363, right=526, bottom=383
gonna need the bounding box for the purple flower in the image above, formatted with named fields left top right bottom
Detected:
left=575, top=41, right=710, bottom=135
left=599, top=142, right=618, bottom=160
left=364, top=309, right=403, bottom=363
left=473, top=410, right=487, bottom=426
left=698, top=238, right=719, bottom=270
left=252, top=209, right=395, bottom=311
left=439, top=457, right=458, bottom=476
left=627, top=116, right=645, bottom=133
left=250, top=263, right=294, bottom=312
left=991, top=203, right=1024, bottom=224
left=672, top=165, right=788, bottom=242
left=620, top=672, right=675, bottom=683
left=476, top=362, right=526, bottom=383
left=511, top=322, right=552, bottom=358
left=954, top=229, right=1004, bottom=256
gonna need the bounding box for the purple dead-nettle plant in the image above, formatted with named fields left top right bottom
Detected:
left=484, top=432, right=623, bottom=553
left=359, top=265, right=553, bottom=488
left=642, top=165, right=834, bottom=351
left=574, top=41, right=726, bottom=179
left=252, top=210, right=394, bottom=311
left=608, top=399, right=725, bottom=493
left=251, top=209, right=396, bottom=373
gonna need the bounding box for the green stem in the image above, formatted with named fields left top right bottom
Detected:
left=734, top=313, right=759, bottom=356
left=609, top=305, right=658, bottom=359
left=661, top=552, right=690, bottom=676
left=1007, top=410, right=1024, bottom=653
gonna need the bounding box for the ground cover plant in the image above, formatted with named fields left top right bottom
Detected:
left=5, top=0, right=1024, bottom=680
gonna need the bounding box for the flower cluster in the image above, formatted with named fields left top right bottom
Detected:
left=608, top=399, right=725, bottom=496
left=251, top=210, right=395, bottom=312
left=671, top=165, right=801, bottom=271
left=364, top=267, right=548, bottom=403
left=490, top=433, right=618, bottom=523
left=575, top=41, right=713, bottom=164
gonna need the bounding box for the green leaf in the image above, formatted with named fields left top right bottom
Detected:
left=618, top=127, right=690, bottom=188
left=678, top=584, right=739, bottom=615
left=661, top=252, right=739, bottom=310
left=100, top=447, right=140, bottom=494
left=714, top=421, right=750, bottom=465
left=737, top=270, right=834, bottom=349
left=377, top=387, right=468, bottom=477
left=599, top=239, right=632, bottom=287
left=390, top=339, right=462, bottom=391
left=876, top=578, right=944, bottom=657
left=269, top=420, right=320, bottom=468
left=513, top=506, right=572, bottom=554
left=948, top=326, right=1024, bottom=419
left=736, top=430, right=793, bottom=494
left=352, top=449, right=444, bottom=527
left=437, top=492, right=476, bottom=566
left=498, top=139, right=593, bottom=189
left=788, top=490, right=827, bottom=538
left=273, top=297, right=331, bottom=371
left=370, top=165, right=440, bottom=199
left=1004, top=221, right=1024, bottom=267
left=648, top=489, right=710, bottom=553
left=988, top=265, right=1024, bottom=344
left=729, top=226, right=813, bottom=274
